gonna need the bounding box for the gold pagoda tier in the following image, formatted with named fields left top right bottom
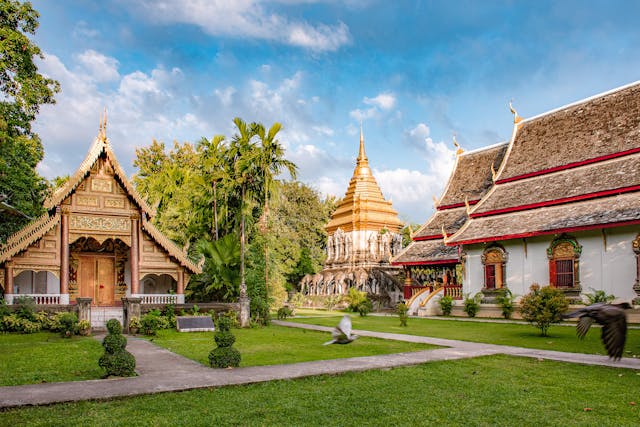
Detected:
left=325, top=130, right=404, bottom=235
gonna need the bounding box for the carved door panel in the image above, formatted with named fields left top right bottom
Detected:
left=78, top=256, right=115, bottom=306
left=97, top=258, right=115, bottom=306
left=79, top=256, right=95, bottom=299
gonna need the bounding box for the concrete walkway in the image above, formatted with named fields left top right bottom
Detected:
left=2, top=322, right=639, bottom=409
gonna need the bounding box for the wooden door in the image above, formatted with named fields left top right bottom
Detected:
left=78, top=256, right=115, bottom=306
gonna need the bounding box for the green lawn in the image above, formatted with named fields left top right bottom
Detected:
left=146, top=324, right=436, bottom=367
left=285, top=313, right=640, bottom=357
left=2, top=355, right=640, bottom=426
left=0, top=332, right=104, bottom=386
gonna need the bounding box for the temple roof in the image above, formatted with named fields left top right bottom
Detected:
left=495, top=81, right=640, bottom=183
left=391, top=239, right=458, bottom=265
left=447, top=191, right=640, bottom=245
left=0, top=212, right=60, bottom=264
left=393, top=143, right=506, bottom=265
left=448, top=81, right=640, bottom=245
left=325, top=129, right=404, bottom=234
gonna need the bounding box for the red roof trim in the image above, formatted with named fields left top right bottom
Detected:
left=437, top=199, right=479, bottom=211
left=472, top=185, right=640, bottom=218
left=392, top=259, right=459, bottom=266
left=495, top=147, right=640, bottom=184
left=447, top=219, right=640, bottom=246
left=413, top=234, right=443, bottom=241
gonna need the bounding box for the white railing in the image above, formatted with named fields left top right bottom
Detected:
left=134, top=294, right=184, bottom=304
left=5, top=294, right=68, bottom=305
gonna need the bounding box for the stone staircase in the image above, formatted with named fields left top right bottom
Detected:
left=91, top=307, right=124, bottom=330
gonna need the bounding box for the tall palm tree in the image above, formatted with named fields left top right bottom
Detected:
left=196, top=135, right=228, bottom=241
left=254, top=122, right=298, bottom=295
left=228, top=118, right=261, bottom=325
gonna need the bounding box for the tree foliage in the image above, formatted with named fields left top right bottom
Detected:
left=0, top=0, right=60, bottom=242
left=131, top=119, right=332, bottom=316
left=519, top=284, right=569, bottom=337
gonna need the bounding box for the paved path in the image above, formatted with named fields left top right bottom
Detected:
left=2, top=321, right=640, bottom=409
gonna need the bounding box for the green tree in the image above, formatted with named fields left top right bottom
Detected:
left=0, top=0, right=60, bottom=241
left=519, top=284, right=569, bottom=337
left=188, top=234, right=240, bottom=302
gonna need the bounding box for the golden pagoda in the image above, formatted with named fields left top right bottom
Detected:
left=301, top=128, right=404, bottom=304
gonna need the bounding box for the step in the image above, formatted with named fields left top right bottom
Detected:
left=90, top=307, right=124, bottom=330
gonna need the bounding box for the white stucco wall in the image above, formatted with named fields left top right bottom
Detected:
left=462, top=227, right=638, bottom=301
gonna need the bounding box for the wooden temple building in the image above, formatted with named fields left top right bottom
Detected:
left=301, top=129, right=405, bottom=303
left=0, top=120, right=200, bottom=314
left=396, top=81, right=640, bottom=315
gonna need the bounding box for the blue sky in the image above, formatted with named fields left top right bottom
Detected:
left=30, top=0, right=640, bottom=224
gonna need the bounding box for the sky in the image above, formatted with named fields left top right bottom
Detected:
left=29, top=0, right=640, bottom=225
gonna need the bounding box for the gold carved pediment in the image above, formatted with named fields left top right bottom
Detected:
left=70, top=215, right=130, bottom=233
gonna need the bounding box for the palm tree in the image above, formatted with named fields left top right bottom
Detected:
left=253, top=122, right=298, bottom=296
left=228, top=118, right=261, bottom=326
left=196, top=135, right=228, bottom=241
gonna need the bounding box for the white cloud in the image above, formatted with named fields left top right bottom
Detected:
left=364, top=92, right=396, bottom=110
left=76, top=50, right=120, bottom=82
left=214, top=86, right=236, bottom=107
left=349, top=107, right=377, bottom=121
left=72, top=21, right=99, bottom=39
left=312, top=125, right=334, bottom=136
left=128, top=0, right=351, bottom=52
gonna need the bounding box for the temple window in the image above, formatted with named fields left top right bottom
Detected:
left=547, top=235, right=581, bottom=289
left=481, top=245, right=507, bottom=289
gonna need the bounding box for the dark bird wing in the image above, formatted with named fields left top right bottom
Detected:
left=576, top=316, right=594, bottom=339
left=598, top=306, right=627, bottom=360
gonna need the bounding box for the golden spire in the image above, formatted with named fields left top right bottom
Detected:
left=453, top=133, right=464, bottom=155
left=98, top=108, right=108, bottom=142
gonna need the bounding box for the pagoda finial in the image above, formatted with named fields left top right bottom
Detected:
left=509, top=99, right=522, bottom=123
left=358, top=121, right=366, bottom=161
left=453, top=132, right=464, bottom=155
left=441, top=225, right=448, bottom=239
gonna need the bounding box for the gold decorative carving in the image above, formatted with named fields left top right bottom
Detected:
left=105, top=198, right=125, bottom=209
left=77, top=182, right=86, bottom=191
left=553, top=242, right=575, bottom=258
left=70, top=215, right=130, bottom=232
left=91, top=178, right=113, bottom=193
left=484, top=250, right=503, bottom=264
left=45, top=240, right=56, bottom=249
left=77, top=196, right=99, bottom=207
left=633, top=234, right=640, bottom=254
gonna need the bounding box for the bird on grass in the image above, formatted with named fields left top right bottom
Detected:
left=323, top=315, right=359, bottom=345
left=563, top=301, right=631, bottom=360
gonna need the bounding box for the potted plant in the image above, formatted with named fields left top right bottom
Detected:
left=78, top=319, right=91, bottom=336
left=128, top=316, right=141, bottom=335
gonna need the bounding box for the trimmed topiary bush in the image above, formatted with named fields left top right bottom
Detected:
left=99, top=319, right=136, bottom=377
left=209, top=314, right=241, bottom=368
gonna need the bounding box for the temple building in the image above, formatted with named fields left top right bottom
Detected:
left=446, top=81, right=640, bottom=305
left=301, top=129, right=405, bottom=304
left=0, top=120, right=200, bottom=318
left=392, top=141, right=508, bottom=314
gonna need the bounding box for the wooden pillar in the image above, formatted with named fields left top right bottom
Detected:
left=177, top=269, right=184, bottom=295
left=60, top=208, right=69, bottom=296
left=131, top=215, right=140, bottom=295
left=4, top=262, right=14, bottom=304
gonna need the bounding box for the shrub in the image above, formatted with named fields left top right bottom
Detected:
left=215, top=310, right=240, bottom=329
left=277, top=306, right=294, bottom=320
left=14, top=296, right=36, bottom=321
left=439, top=295, right=454, bottom=316
left=519, top=284, right=569, bottom=337
left=209, top=313, right=241, bottom=368
left=495, top=288, right=516, bottom=319
left=250, top=295, right=270, bottom=326
left=347, top=288, right=367, bottom=312
left=463, top=293, right=482, bottom=318
left=128, top=316, right=141, bottom=333
left=356, top=298, right=373, bottom=317
left=289, top=292, right=306, bottom=308
left=397, top=301, right=409, bottom=327
left=99, top=319, right=136, bottom=377
left=57, top=312, right=78, bottom=337
left=585, top=288, right=615, bottom=305
left=324, top=295, right=341, bottom=311
left=141, top=312, right=161, bottom=336
left=0, top=298, right=10, bottom=318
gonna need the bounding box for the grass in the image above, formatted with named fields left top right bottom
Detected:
left=2, top=355, right=640, bottom=426
left=0, top=332, right=104, bottom=386
left=145, top=324, right=436, bottom=366
left=285, top=313, right=640, bottom=357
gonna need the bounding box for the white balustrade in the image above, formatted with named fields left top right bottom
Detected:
left=135, top=294, right=179, bottom=305
left=7, top=294, right=62, bottom=305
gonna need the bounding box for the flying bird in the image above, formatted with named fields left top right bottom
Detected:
left=563, top=302, right=631, bottom=360
left=324, top=315, right=359, bottom=345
